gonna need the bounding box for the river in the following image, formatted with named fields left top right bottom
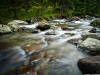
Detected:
left=0, top=18, right=94, bottom=75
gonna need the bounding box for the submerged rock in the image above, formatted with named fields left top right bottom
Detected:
left=30, top=28, right=40, bottom=33
left=77, top=55, right=100, bottom=74
left=0, top=42, right=12, bottom=50
left=65, top=33, right=75, bottom=36
left=23, top=45, right=41, bottom=54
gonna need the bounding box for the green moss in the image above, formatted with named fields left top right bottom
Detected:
left=91, top=19, right=100, bottom=28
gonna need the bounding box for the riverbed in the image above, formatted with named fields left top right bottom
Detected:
left=0, top=18, right=94, bottom=75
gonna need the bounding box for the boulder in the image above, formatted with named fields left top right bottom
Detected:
left=77, top=55, right=100, bottom=74
left=36, top=24, right=51, bottom=31
left=78, top=38, right=100, bottom=52
left=70, top=16, right=80, bottom=21
left=8, top=20, right=28, bottom=25
left=81, top=32, right=100, bottom=40
left=90, top=18, right=100, bottom=28
left=0, top=25, right=12, bottom=34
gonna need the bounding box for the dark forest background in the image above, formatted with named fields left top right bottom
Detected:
left=0, top=0, right=100, bottom=21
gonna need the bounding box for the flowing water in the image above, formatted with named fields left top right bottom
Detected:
left=0, top=18, right=94, bottom=75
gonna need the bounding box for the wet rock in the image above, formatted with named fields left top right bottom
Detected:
left=18, top=65, right=33, bottom=74
left=85, top=15, right=91, bottom=19
left=39, top=19, right=47, bottom=24
left=0, top=42, right=12, bottom=50
left=67, top=38, right=82, bottom=45
left=56, top=24, right=68, bottom=30
left=29, top=53, right=42, bottom=61
left=23, top=45, right=41, bottom=54
left=45, top=31, right=57, bottom=35
left=36, top=24, right=50, bottom=31
left=37, top=67, right=48, bottom=75
left=62, top=27, right=75, bottom=30
left=87, top=50, right=100, bottom=56
left=45, top=50, right=55, bottom=56
left=34, top=42, right=42, bottom=45
left=81, top=32, right=100, bottom=40
left=51, top=26, right=61, bottom=31
left=65, top=33, right=75, bottom=36
left=0, top=25, right=12, bottom=34
left=89, top=27, right=96, bottom=33
left=77, top=55, right=100, bottom=74
left=30, top=28, right=40, bottom=33
left=78, top=38, right=100, bottom=52
left=20, top=27, right=29, bottom=32
left=26, top=19, right=31, bottom=24
left=70, top=16, right=80, bottom=21
left=56, top=24, right=75, bottom=30
left=90, top=18, right=100, bottom=28
left=8, top=24, right=20, bottom=32
left=8, top=20, right=28, bottom=25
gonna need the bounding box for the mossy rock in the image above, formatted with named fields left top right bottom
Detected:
left=90, top=19, right=100, bottom=28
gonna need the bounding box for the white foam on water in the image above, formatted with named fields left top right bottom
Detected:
left=70, top=19, right=91, bottom=25
left=19, top=22, right=38, bottom=28
left=52, top=19, right=66, bottom=22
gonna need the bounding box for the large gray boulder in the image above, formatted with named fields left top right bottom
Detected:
left=78, top=38, right=100, bottom=51
left=0, top=25, right=12, bottom=34
left=8, top=20, right=27, bottom=32
left=77, top=55, right=100, bottom=74
left=81, top=32, right=100, bottom=40
left=78, top=38, right=100, bottom=55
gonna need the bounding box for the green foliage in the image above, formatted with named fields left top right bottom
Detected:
left=91, top=19, right=100, bottom=28
left=0, top=0, right=100, bottom=22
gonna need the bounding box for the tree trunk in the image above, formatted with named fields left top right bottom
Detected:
left=24, top=0, right=30, bottom=19
left=11, top=0, right=18, bottom=19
